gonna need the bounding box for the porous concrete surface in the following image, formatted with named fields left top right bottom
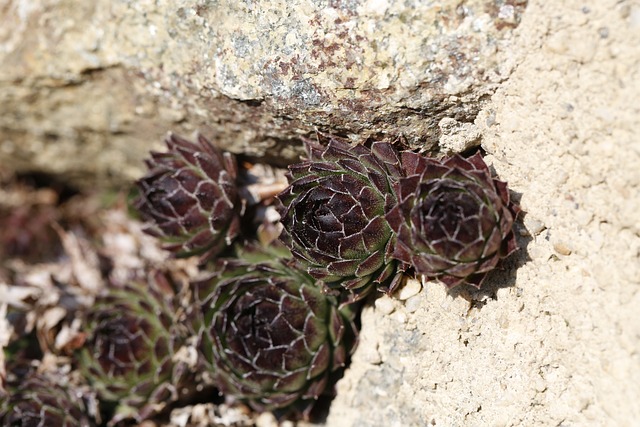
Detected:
left=0, top=0, right=525, bottom=188
left=326, top=0, right=640, bottom=426
left=1, top=0, right=640, bottom=426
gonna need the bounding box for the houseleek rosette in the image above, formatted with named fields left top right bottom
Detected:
left=0, top=373, right=91, bottom=427
left=77, top=273, right=188, bottom=422
left=277, top=135, right=405, bottom=300
left=192, top=246, right=357, bottom=417
left=135, top=133, right=241, bottom=261
left=387, top=152, right=520, bottom=288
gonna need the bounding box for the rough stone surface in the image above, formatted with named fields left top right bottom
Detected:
left=0, top=0, right=526, bottom=188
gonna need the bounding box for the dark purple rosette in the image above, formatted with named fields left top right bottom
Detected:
left=0, top=373, right=91, bottom=427
left=192, top=246, right=357, bottom=419
left=387, top=151, right=520, bottom=288
left=77, top=273, right=189, bottom=423
left=135, top=133, right=241, bottom=261
left=276, top=134, right=405, bottom=300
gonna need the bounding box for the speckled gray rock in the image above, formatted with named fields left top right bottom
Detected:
left=0, top=0, right=526, bottom=188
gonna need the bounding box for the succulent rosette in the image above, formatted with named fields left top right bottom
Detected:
left=77, top=273, right=188, bottom=422
left=276, top=135, right=405, bottom=300
left=387, top=151, right=519, bottom=288
left=0, top=373, right=91, bottom=427
left=192, top=246, right=357, bottom=418
left=135, top=133, right=241, bottom=261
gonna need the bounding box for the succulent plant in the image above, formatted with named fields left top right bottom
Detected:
left=192, top=245, right=357, bottom=418
left=276, top=135, right=405, bottom=300
left=77, top=273, right=188, bottom=422
left=135, top=133, right=242, bottom=262
left=0, top=372, right=91, bottom=427
left=387, top=151, right=519, bottom=288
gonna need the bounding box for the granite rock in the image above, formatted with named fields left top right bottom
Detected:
left=0, top=0, right=526, bottom=188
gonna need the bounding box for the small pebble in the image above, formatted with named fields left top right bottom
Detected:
left=404, top=294, right=422, bottom=313
left=598, top=27, right=609, bottom=39
left=396, top=278, right=422, bottom=300
left=256, top=412, right=279, bottom=427
left=553, top=242, right=572, bottom=256
left=363, top=347, right=382, bottom=365
left=392, top=311, right=407, bottom=324
left=375, top=295, right=396, bottom=315
left=523, top=217, right=546, bottom=236
left=535, top=377, right=547, bottom=392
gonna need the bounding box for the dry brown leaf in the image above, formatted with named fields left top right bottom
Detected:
left=0, top=282, right=41, bottom=309
left=54, top=318, right=86, bottom=353
left=53, top=223, right=103, bottom=294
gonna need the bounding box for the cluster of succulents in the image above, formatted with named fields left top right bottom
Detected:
left=1, top=131, right=518, bottom=425
left=133, top=132, right=518, bottom=421
left=278, top=134, right=519, bottom=299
